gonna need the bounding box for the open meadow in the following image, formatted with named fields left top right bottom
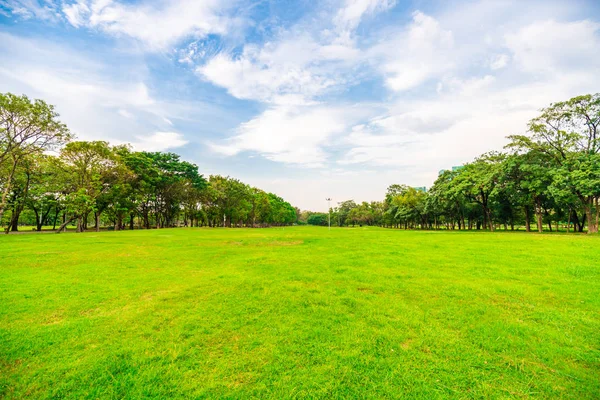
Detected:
left=1, top=227, right=599, bottom=399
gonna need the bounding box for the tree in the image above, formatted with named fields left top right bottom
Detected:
left=0, top=93, right=71, bottom=224
left=118, top=149, right=160, bottom=229
left=143, top=152, right=206, bottom=228
left=4, top=155, right=33, bottom=232
left=453, top=153, right=504, bottom=231
left=509, top=93, right=600, bottom=233
left=57, top=141, right=116, bottom=232
left=5, top=154, right=61, bottom=232
left=429, top=170, right=467, bottom=230
left=307, top=213, right=328, bottom=226
left=249, top=188, right=271, bottom=227
left=336, top=200, right=357, bottom=226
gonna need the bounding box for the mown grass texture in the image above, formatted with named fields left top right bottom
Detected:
left=1, top=226, right=599, bottom=399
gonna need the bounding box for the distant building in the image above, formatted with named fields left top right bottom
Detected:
left=412, top=186, right=427, bottom=193
left=438, top=165, right=464, bottom=175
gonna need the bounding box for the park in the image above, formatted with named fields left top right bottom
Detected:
left=2, top=0, right=600, bottom=397
left=1, top=226, right=599, bottom=398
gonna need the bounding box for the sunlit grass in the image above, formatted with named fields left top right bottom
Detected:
left=1, top=226, right=598, bottom=398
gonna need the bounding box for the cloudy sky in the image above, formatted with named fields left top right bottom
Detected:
left=1, top=0, right=599, bottom=210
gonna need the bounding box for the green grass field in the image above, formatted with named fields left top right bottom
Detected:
left=1, top=227, right=599, bottom=399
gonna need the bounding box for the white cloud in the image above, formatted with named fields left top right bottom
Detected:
left=374, top=11, right=454, bottom=91
left=209, top=104, right=370, bottom=167
left=131, top=131, right=188, bottom=152
left=62, top=0, right=89, bottom=27
left=0, top=0, right=60, bottom=20
left=489, top=54, right=509, bottom=70
left=336, top=10, right=600, bottom=179
left=334, top=0, right=396, bottom=32
left=440, top=75, right=496, bottom=96
left=93, top=0, right=231, bottom=50
left=22, top=0, right=235, bottom=51
left=506, top=19, right=600, bottom=74
left=197, top=45, right=333, bottom=104
left=0, top=32, right=219, bottom=149
left=197, top=31, right=360, bottom=105
left=196, top=0, right=395, bottom=105
left=340, top=71, right=597, bottom=174
left=202, top=3, right=600, bottom=184
left=118, top=108, right=134, bottom=119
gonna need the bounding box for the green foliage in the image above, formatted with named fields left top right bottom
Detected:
left=372, top=93, right=600, bottom=234
left=0, top=92, right=71, bottom=224
left=307, top=212, right=328, bottom=226
left=0, top=92, right=71, bottom=165
left=3, top=91, right=600, bottom=234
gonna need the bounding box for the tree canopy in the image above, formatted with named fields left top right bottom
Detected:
left=0, top=93, right=297, bottom=232
left=302, top=94, right=600, bottom=234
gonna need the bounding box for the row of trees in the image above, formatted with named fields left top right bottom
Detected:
left=304, top=94, right=600, bottom=234
left=300, top=201, right=385, bottom=227
left=0, top=93, right=298, bottom=233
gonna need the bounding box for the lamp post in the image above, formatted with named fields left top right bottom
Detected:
left=325, top=198, right=331, bottom=230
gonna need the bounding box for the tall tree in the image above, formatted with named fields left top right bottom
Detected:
left=453, top=153, right=504, bottom=231
left=57, top=141, right=116, bottom=232
left=0, top=93, right=70, bottom=223
left=509, top=93, right=600, bottom=233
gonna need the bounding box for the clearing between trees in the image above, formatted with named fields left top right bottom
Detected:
left=1, top=226, right=598, bottom=398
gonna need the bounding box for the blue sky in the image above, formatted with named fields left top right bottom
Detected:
left=1, top=0, right=599, bottom=210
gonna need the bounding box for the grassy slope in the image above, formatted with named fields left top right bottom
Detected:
left=0, top=227, right=598, bottom=399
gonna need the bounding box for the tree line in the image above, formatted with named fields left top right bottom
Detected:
left=0, top=93, right=298, bottom=233
left=302, top=94, right=600, bottom=234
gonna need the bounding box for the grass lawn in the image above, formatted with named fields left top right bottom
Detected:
left=1, top=227, right=599, bottom=399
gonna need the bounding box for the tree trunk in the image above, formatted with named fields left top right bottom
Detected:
left=57, top=215, right=78, bottom=233
left=10, top=210, right=20, bottom=232
left=524, top=207, right=531, bottom=232
left=594, top=197, right=600, bottom=233
left=535, top=198, right=543, bottom=233
left=0, top=157, right=20, bottom=225
left=486, top=208, right=494, bottom=232
left=579, top=212, right=586, bottom=232
left=52, top=208, right=59, bottom=230
left=573, top=211, right=582, bottom=232
left=33, top=207, right=42, bottom=231
left=584, top=198, right=598, bottom=234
